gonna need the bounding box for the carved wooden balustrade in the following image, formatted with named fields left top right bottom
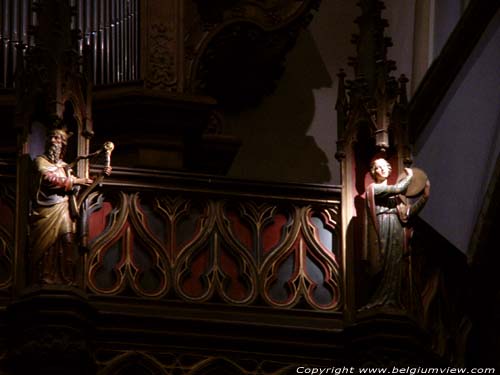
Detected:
left=0, top=168, right=347, bottom=372
left=82, top=167, right=342, bottom=311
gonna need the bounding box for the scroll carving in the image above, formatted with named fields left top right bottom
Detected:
left=185, top=0, right=322, bottom=109
left=146, top=23, right=177, bottom=90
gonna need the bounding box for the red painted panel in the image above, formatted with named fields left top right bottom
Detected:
left=219, top=246, right=248, bottom=301
left=88, top=201, right=113, bottom=242
left=225, top=209, right=253, bottom=252
left=175, top=204, right=205, bottom=255
left=181, top=248, right=210, bottom=298
left=262, top=214, right=288, bottom=254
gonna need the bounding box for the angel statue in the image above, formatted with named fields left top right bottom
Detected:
left=363, top=158, right=430, bottom=310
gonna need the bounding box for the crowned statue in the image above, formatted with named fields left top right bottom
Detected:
left=30, top=125, right=113, bottom=286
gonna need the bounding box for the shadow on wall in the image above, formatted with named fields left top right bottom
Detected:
left=226, top=30, right=334, bottom=184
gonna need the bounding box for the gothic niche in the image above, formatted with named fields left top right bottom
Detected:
left=194, top=22, right=298, bottom=111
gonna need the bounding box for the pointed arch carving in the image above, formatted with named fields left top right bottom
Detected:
left=188, top=357, right=246, bottom=375
left=98, top=351, right=168, bottom=375
left=152, top=195, right=212, bottom=263
left=261, top=205, right=341, bottom=310
left=86, top=192, right=170, bottom=298
left=223, top=200, right=294, bottom=265
left=174, top=199, right=259, bottom=304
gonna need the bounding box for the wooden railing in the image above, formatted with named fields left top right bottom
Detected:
left=0, top=167, right=343, bottom=313
left=82, top=168, right=342, bottom=311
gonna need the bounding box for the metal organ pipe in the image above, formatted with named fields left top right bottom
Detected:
left=85, top=0, right=93, bottom=81
left=84, top=0, right=90, bottom=45
left=0, top=0, right=139, bottom=88
left=118, top=0, right=123, bottom=82
left=131, top=0, right=136, bottom=80
left=98, top=0, right=104, bottom=84
left=1, top=0, right=11, bottom=88
left=124, top=0, right=129, bottom=81
left=110, top=0, right=115, bottom=83
left=121, top=0, right=126, bottom=81
left=11, top=0, right=17, bottom=79
left=69, top=0, right=75, bottom=33
left=105, top=0, right=110, bottom=84
left=22, top=0, right=29, bottom=46
left=79, top=0, right=139, bottom=85
left=0, top=0, right=32, bottom=88
left=92, top=0, right=98, bottom=83
left=77, top=0, right=83, bottom=55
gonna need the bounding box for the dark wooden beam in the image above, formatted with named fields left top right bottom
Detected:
left=409, top=0, right=500, bottom=144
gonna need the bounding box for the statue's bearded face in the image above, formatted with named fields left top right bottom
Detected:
left=46, top=133, right=66, bottom=163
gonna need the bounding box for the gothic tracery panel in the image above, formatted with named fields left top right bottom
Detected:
left=85, top=187, right=341, bottom=311
left=87, top=192, right=170, bottom=297
left=262, top=206, right=341, bottom=310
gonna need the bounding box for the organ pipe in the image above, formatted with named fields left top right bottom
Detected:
left=0, top=0, right=139, bottom=88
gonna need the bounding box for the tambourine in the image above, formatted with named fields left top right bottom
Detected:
left=397, top=167, right=428, bottom=197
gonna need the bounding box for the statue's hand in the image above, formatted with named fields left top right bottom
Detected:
left=404, top=167, right=413, bottom=177
left=103, top=166, right=112, bottom=176
left=74, top=177, right=94, bottom=186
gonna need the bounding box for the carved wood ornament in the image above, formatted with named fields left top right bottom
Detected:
left=186, top=0, right=321, bottom=110
left=85, top=186, right=341, bottom=310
